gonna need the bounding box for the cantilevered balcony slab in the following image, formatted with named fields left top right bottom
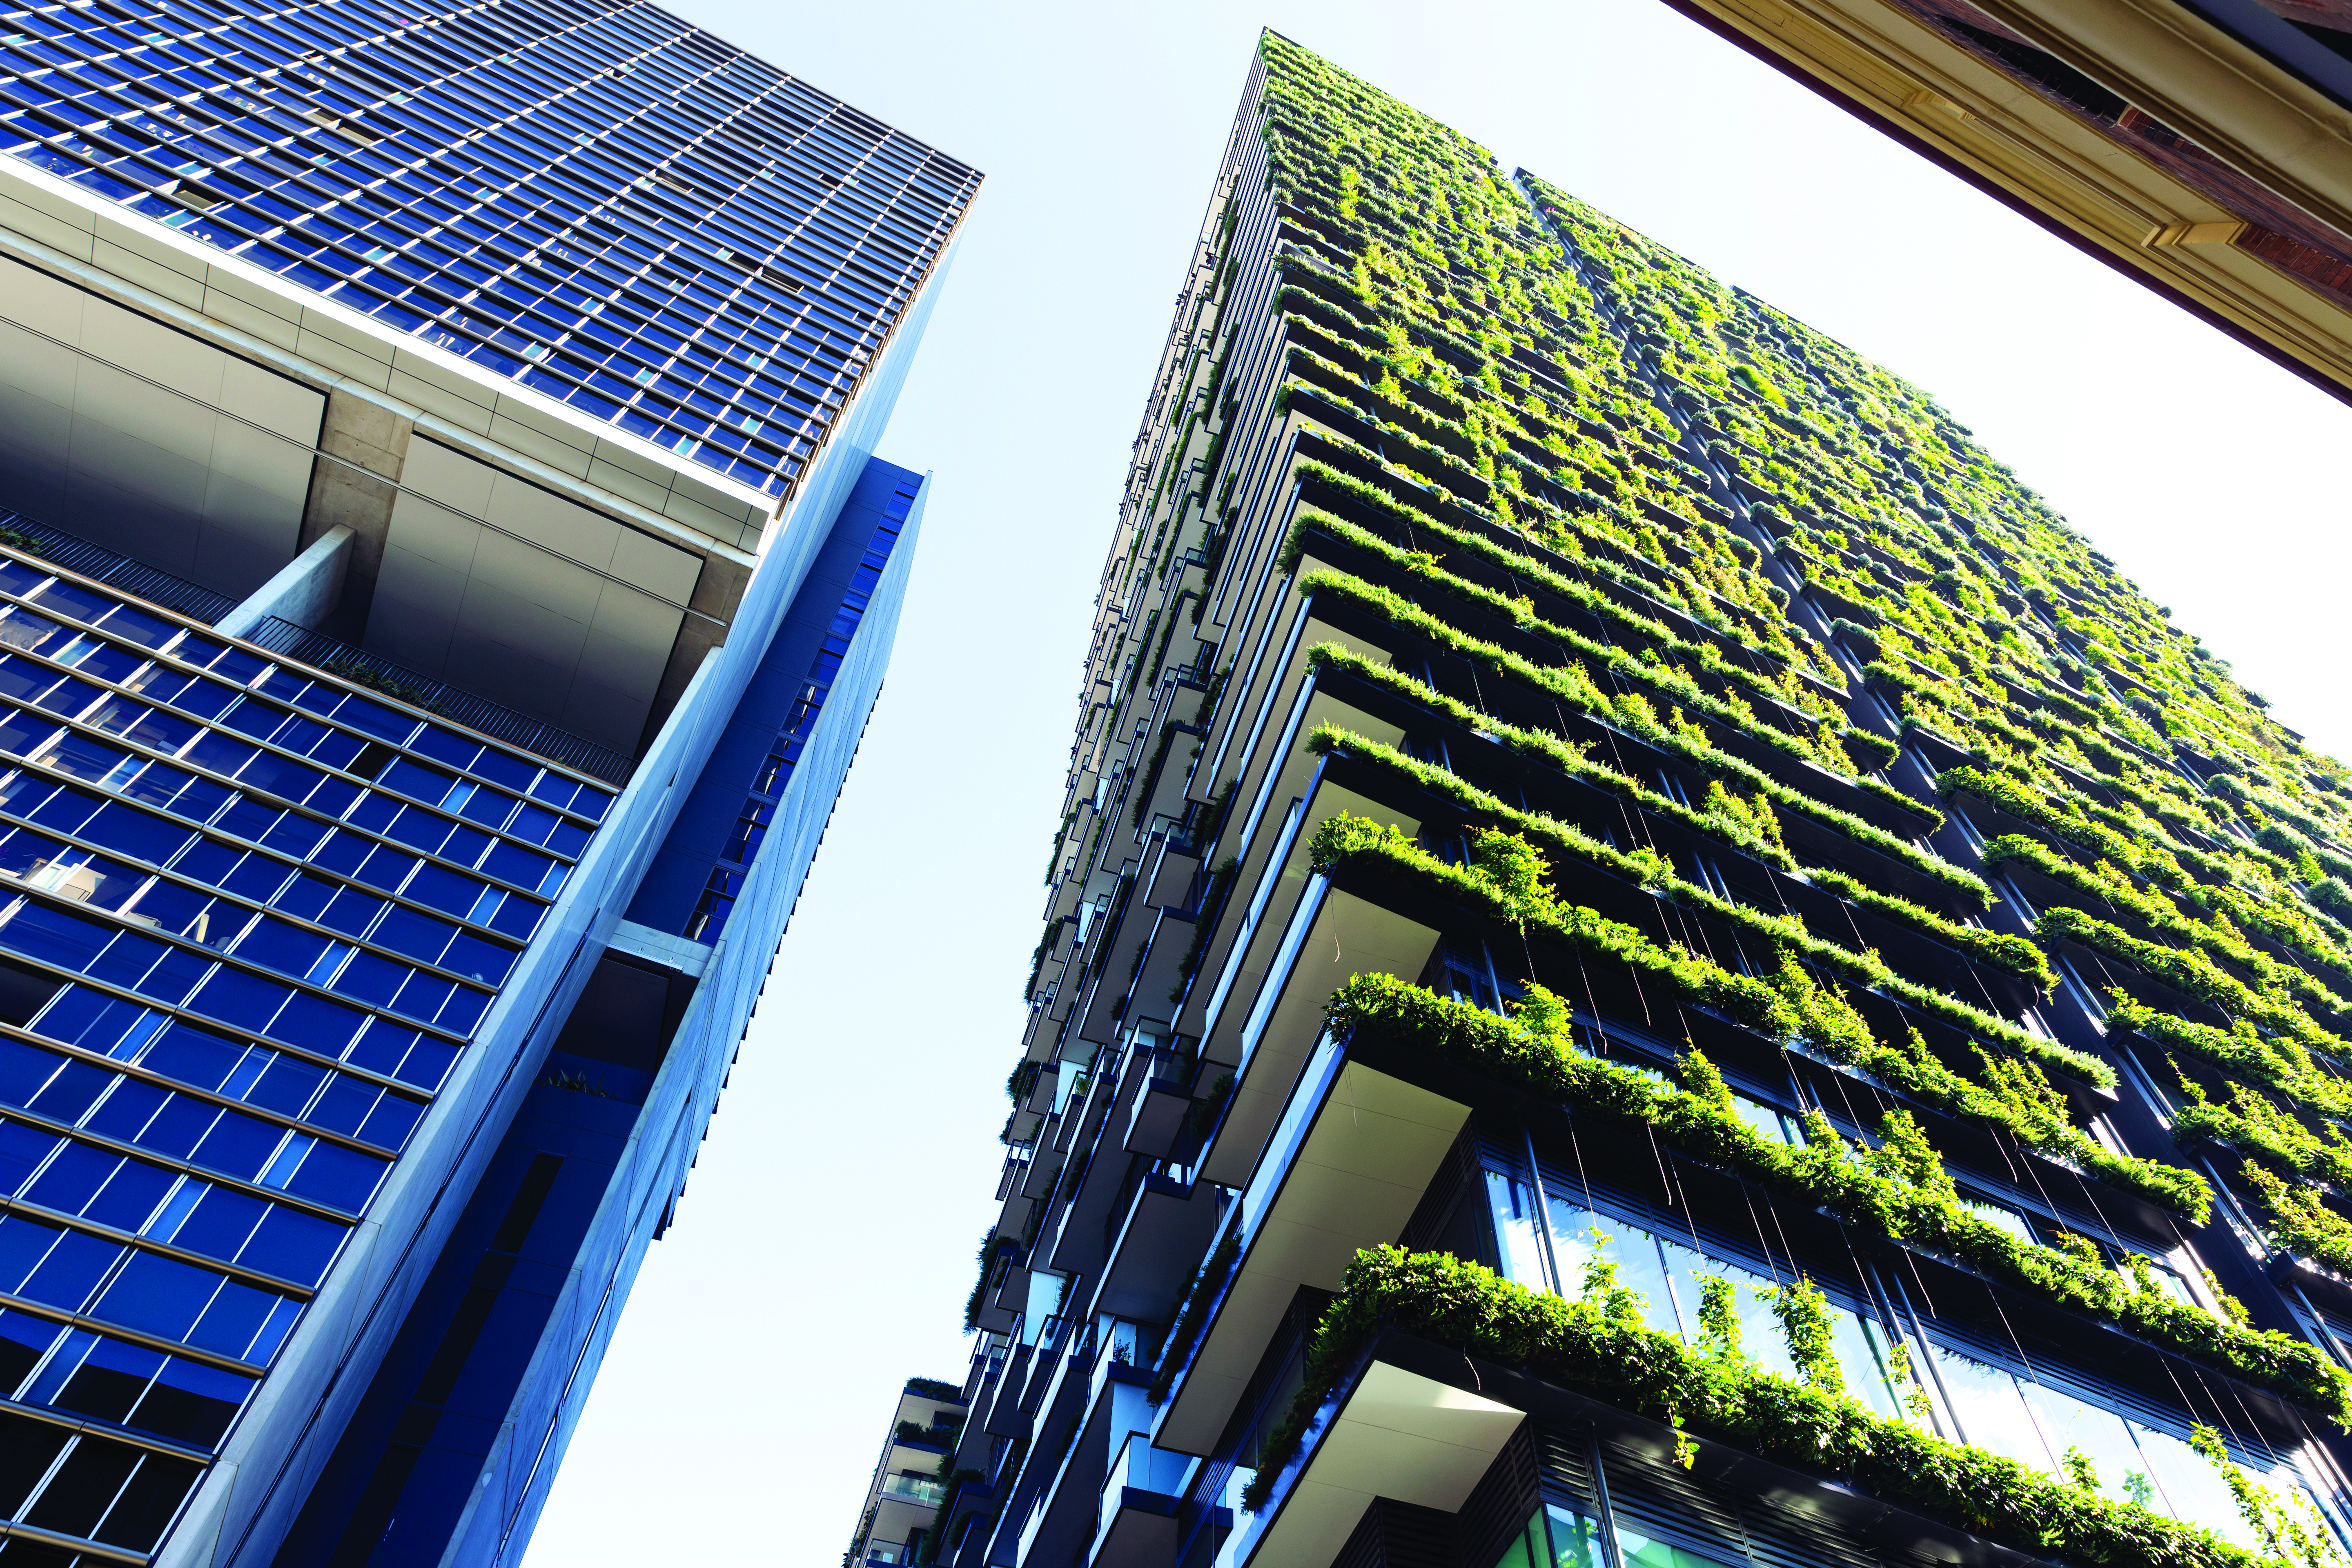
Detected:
left=1046, top=1051, right=1165, bottom=1281
left=1155, top=1040, right=1469, bottom=1454
left=1180, top=645, right=1407, bottom=1045
left=1124, top=1066, right=1191, bottom=1158
left=1088, top=1432, right=1189, bottom=1568
left=1236, top=1358, right=1523, bottom=1568
left=1096, top=1169, right=1221, bottom=1322
left=1197, top=844, right=1439, bottom=1192
left=1119, top=904, right=1198, bottom=1041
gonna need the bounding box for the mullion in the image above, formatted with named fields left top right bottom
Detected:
left=0, top=1390, right=215, bottom=1463
left=0, top=0, right=970, bottom=498
left=0, top=697, right=563, bottom=905
left=0, top=1011, right=421, bottom=1148
left=0, top=1085, right=355, bottom=1230
left=0, top=594, right=597, bottom=857
left=0, top=796, right=523, bottom=990
left=0, top=874, right=481, bottom=1046
left=0, top=555, right=612, bottom=815
left=0, top=1282, right=271, bottom=1377
left=2, top=1186, right=317, bottom=1300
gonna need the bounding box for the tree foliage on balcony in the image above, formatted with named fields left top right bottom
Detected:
left=1307, top=968, right=2338, bottom=1416
left=1246, top=1245, right=2327, bottom=1568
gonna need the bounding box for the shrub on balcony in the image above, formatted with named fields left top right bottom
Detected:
left=1247, top=1245, right=2294, bottom=1568
left=1302, top=974, right=2343, bottom=1419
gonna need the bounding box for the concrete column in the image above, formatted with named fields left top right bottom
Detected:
left=297, top=389, right=413, bottom=642
left=215, top=524, right=353, bottom=639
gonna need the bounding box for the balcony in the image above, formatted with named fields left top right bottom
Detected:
left=1154, top=1032, right=1471, bottom=1455
left=0, top=511, right=234, bottom=624
left=1222, top=1331, right=1529, bottom=1568
left=1096, top=1160, right=1221, bottom=1323
left=880, top=1473, right=948, bottom=1508
left=1089, top=1433, right=1190, bottom=1568
left=1122, top=1047, right=1192, bottom=1159
left=1191, top=757, right=1440, bottom=1195
left=1009, top=1322, right=1135, bottom=1568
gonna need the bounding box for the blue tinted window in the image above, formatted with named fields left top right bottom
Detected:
left=187, top=1276, right=279, bottom=1360
left=24, top=1140, right=114, bottom=1215
left=128, top=1356, right=250, bottom=1447
left=96, top=1251, right=218, bottom=1341
left=0, top=1214, right=60, bottom=1292
left=0, top=1120, right=60, bottom=1194
left=22, top=1228, right=121, bottom=1311
left=168, top=1185, right=265, bottom=1260
left=85, top=1160, right=175, bottom=1232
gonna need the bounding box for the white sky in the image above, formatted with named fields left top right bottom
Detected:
left=521, top=3, right=2352, bottom=1564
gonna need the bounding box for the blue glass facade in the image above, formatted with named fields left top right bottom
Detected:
left=0, top=0, right=978, bottom=497
left=0, top=0, right=969, bottom=1559
left=0, top=545, right=614, bottom=1556
left=265, top=459, right=930, bottom=1568
left=0, top=452, right=936, bottom=1568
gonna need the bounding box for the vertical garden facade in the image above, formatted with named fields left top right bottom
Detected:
left=882, top=31, right=2352, bottom=1568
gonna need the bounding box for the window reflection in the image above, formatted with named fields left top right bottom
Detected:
left=1484, top=1163, right=1911, bottom=1418
left=1486, top=1506, right=1607, bottom=1568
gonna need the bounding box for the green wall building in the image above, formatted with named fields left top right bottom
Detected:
left=854, top=33, right=2352, bottom=1568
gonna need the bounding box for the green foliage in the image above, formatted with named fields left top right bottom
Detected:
left=1759, top=1277, right=1843, bottom=1396
left=1307, top=630, right=1985, bottom=902
left=2190, top=1422, right=2352, bottom=1568
left=1025, top=29, right=2352, bottom=1556
left=324, top=657, right=456, bottom=717
left=1316, top=973, right=2341, bottom=1416
left=1303, top=786, right=2109, bottom=1095
left=963, top=1233, right=1018, bottom=1332
left=2108, top=997, right=2352, bottom=1118
left=2041, top=906, right=2341, bottom=1060
left=1243, top=1246, right=2269, bottom=1568
left=2240, top=1160, right=2352, bottom=1275
left=2172, top=1076, right=2352, bottom=1187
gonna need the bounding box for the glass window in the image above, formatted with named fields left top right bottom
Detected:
left=1931, top=1346, right=2053, bottom=1472
left=1485, top=1169, right=1550, bottom=1293
left=1542, top=1506, right=1607, bottom=1568
left=129, top=1355, right=252, bottom=1447
left=1542, top=1195, right=1679, bottom=1338
left=2019, top=1379, right=2156, bottom=1510
left=0, top=1309, right=61, bottom=1396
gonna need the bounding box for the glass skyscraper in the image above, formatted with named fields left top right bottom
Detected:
left=0, top=1, right=976, bottom=1563
left=856, top=32, right=2352, bottom=1568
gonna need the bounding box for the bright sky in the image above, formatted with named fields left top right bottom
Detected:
left=520, top=3, right=2352, bottom=1564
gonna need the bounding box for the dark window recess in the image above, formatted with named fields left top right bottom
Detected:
left=679, top=498, right=908, bottom=945
left=0, top=957, right=64, bottom=1027
left=326, top=1442, right=425, bottom=1568
left=349, top=742, right=399, bottom=781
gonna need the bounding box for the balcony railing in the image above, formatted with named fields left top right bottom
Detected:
left=881, top=1473, right=948, bottom=1506
left=0, top=509, right=236, bottom=624
left=245, top=615, right=636, bottom=782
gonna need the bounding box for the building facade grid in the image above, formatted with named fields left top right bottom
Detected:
left=0, top=0, right=979, bottom=498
